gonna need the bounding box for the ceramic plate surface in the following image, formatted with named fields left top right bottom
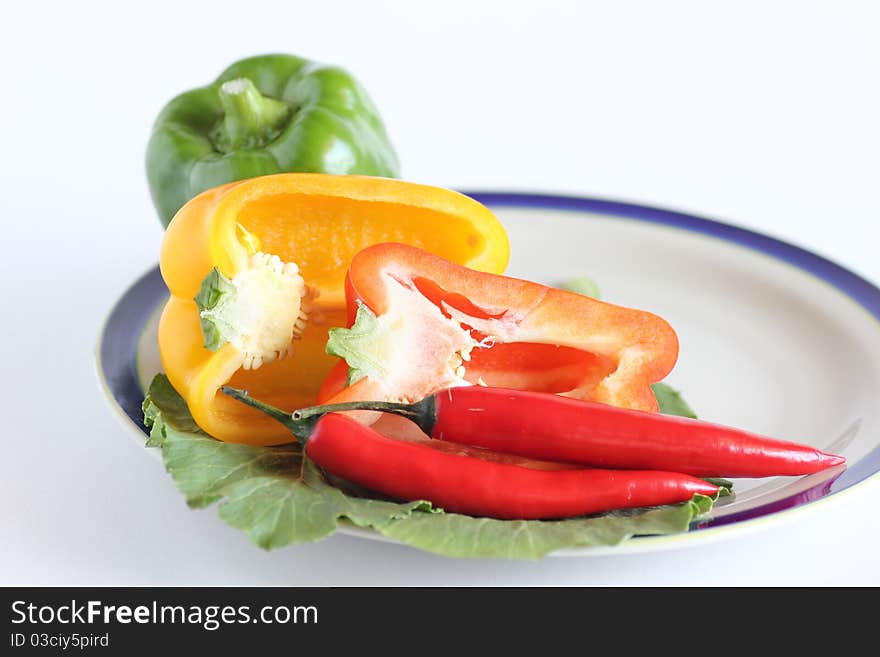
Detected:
left=97, top=193, right=880, bottom=555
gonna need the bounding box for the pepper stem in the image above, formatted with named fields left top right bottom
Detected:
left=220, top=386, right=309, bottom=445
left=293, top=397, right=436, bottom=435
left=221, top=386, right=437, bottom=437
left=216, top=78, right=290, bottom=150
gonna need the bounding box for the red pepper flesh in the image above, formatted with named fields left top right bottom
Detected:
left=324, top=243, right=680, bottom=413
left=222, top=387, right=719, bottom=520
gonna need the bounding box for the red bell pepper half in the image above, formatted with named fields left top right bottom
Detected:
left=321, top=242, right=679, bottom=413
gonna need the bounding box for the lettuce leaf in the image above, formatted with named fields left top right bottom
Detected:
left=381, top=495, right=716, bottom=559
left=558, top=275, right=601, bottom=299
left=143, top=375, right=429, bottom=546
left=143, top=374, right=725, bottom=559
left=652, top=382, right=698, bottom=419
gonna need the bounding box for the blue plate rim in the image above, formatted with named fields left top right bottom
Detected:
left=98, top=190, right=880, bottom=534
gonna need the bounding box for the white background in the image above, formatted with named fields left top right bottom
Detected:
left=1, top=1, right=878, bottom=585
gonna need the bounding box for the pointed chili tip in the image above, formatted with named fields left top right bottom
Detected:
left=697, top=480, right=722, bottom=496
left=819, top=451, right=846, bottom=468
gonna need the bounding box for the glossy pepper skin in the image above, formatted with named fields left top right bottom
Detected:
left=297, top=386, right=846, bottom=478
left=222, top=388, right=719, bottom=520
left=146, top=53, right=400, bottom=227
left=323, top=243, right=679, bottom=412
left=158, top=174, right=509, bottom=445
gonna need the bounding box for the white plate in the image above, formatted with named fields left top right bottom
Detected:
left=97, top=192, right=880, bottom=555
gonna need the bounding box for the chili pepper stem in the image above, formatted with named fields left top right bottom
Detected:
left=220, top=386, right=310, bottom=444
left=293, top=397, right=436, bottom=435
left=217, top=78, right=290, bottom=150
left=221, top=386, right=437, bottom=437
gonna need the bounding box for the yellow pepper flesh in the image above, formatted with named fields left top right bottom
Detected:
left=158, top=173, right=510, bottom=445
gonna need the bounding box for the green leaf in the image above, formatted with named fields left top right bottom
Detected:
left=142, top=372, right=199, bottom=430
left=558, top=275, right=601, bottom=299
left=143, top=374, right=727, bottom=558
left=653, top=382, right=698, bottom=419
left=325, top=301, right=392, bottom=386
left=194, top=268, right=238, bottom=351
left=382, top=494, right=718, bottom=559
left=219, top=464, right=431, bottom=549
left=143, top=374, right=427, bottom=535
left=703, top=477, right=734, bottom=495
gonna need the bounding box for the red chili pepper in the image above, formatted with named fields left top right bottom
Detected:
left=284, top=386, right=845, bottom=478
left=222, top=387, right=719, bottom=520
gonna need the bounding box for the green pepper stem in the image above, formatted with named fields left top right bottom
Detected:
left=220, top=386, right=437, bottom=438
left=293, top=397, right=435, bottom=435
left=220, top=386, right=308, bottom=445
left=217, top=78, right=289, bottom=150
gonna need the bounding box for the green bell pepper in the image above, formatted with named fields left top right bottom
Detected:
left=146, top=54, right=401, bottom=228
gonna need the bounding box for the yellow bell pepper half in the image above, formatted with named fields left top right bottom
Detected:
left=157, top=173, right=510, bottom=445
